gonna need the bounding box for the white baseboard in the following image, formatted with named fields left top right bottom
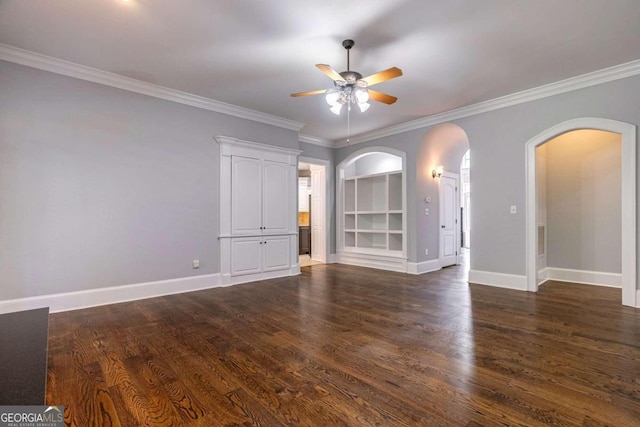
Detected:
left=537, top=267, right=550, bottom=285
left=327, top=253, right=338, bottom=264
left=407, top=259, right=441, bottom=275
left=0, top=273, right=220, bottom=315
left=540, top=267, right=622, bottom=288
left=468, top=270, right=528, bottom=291
left=337, top=251, right=407, bottom=273
left=220, top=267, right=299, bottom=286
left=637, top=290, right=640, bottom=308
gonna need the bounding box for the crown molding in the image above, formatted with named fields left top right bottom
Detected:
left=341, top=59, right=640, bottom=146
left=3, top=43, right=639, bottom=145
left=0, top=44, right=305, bottom=132
left=298, top=134, right=336, bottom=148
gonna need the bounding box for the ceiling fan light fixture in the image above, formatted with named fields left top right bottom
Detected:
left=291, top=39, right=402, bottom=118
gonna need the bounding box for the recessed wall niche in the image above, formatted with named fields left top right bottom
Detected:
left=337, top=149, right=407, bottom=272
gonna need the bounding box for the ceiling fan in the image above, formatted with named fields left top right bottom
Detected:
left=291, top=39, right=402, bottom=115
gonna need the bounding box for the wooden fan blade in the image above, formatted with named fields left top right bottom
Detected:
left=361, top=67, right=403, bottom=86
left=291, top=89, right=328, bottom=97
left=368, top=89, right=398, bottom=105
left=316, top=64, right=345, bottom=82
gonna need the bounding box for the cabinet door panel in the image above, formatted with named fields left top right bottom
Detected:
left=232, top=156, right=262, bottom=235
left=263, top=236, right=290, bottom=272
left=262, top=160, right=289, bottom=233
left=231, top=237, right=262, bottom=276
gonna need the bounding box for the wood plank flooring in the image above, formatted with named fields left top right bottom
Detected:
left=46, top=262, right=640, bottom=426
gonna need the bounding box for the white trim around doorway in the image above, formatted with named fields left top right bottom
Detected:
left=299, top=156, right=331, bottom=264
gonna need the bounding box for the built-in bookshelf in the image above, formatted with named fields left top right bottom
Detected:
left=342, top=171, right=404, bottom=254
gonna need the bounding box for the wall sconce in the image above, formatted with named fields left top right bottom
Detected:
left=432, top=166, right=444, bottom=179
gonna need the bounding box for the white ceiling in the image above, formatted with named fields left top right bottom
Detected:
left=2, top=0, right=640, bottom=142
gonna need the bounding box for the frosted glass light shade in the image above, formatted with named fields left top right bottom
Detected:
left=355, top=88, right=369, bottom=103
left=358, top=102, right=370, bottom=112
left=330, top=103, right=343, bottom=115
left=325, top=90, right=340, bottom=106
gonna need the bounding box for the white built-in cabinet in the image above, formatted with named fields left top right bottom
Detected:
left=338, top=151, right=407, bottom=272
left=231, top=156, right=290, bottom=235
left=216, top=136, right=301, bottom=285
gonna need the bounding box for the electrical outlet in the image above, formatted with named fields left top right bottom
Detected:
left=425, top=208, right=429, bottom=215
left=192, top=260, right=200, bottom=269
left=510, top=205, right=517, bottom=214
left=425, top=248, right=429, bottom=256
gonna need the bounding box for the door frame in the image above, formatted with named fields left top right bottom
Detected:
left=299, top=156, right=330, bottom=264
left=439, top=170, right=461, bottom=267
left=525, top=118, right=637, bottom=307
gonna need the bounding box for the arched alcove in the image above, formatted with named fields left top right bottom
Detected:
left=525, top=118, right=636, bottom=307
left=336, top=147, right=407, bottom=272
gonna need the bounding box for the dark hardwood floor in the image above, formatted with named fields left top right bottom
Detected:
left=47, top=260, right=640, bottom=426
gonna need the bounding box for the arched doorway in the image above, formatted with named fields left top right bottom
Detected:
left=525, top=118, right=636, bottom=307
left=418, top=124, right=470, bottom=270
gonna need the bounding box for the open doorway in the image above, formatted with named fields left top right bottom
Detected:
left=525, top=118, right=636, bottom=307
left=298, top=158, right=329, bottom=267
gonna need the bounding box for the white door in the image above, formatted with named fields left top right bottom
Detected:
left=262, top=160, right=290, bottom=233
left=231, top=156, right=262, bottom=235
left=230, top=237, right=262, bottom=276
left=262, top=236, right=290, bottom=271
left=310, top=164, right=326, bottom=262
left=439, top=173, right=459, bottom=267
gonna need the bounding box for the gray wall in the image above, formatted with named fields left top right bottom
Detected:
left=459, top=75, right=639, bottom=278
left=0, top=60, right=299, bottom=300
left=4, top=57, right=639, bottom=302
left=335, top=74, right=640, bottom=285
left=545, top=130, right=621, bottom=273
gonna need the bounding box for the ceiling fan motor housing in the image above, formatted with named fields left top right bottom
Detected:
left=337, top=71, right=364, bottom=85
